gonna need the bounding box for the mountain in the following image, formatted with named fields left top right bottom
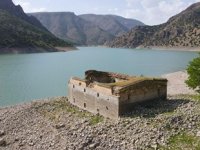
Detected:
left=0, top=0, right=46, bottom=31
left=30, top=12, right=115, bottom=45
left=107, top=2, right=200, bottom=49
left=0, top=0, right=73, bottom=53
left=30, top=12, right=144, bottom=45
left=79, top=14, right=144, bottom=36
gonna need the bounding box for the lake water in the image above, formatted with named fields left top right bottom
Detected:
left=0, top=47, right=198, bottom=107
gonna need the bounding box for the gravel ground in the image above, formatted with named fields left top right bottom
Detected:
left=0, top=96, right=200, bottom=150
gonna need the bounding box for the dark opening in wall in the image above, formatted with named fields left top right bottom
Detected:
left=79, top=82, right=82, bottom=86
left=84, top=103, right=86, bottom=108
left=97, top=93, right=99, bottom=97
left=158, top=89, right=161, bottom=97
left=106, top=106, right=109, bottom=110
left=97, top=108, right=99, bottom=113
left=73, top=85, right=75, bottom=88
left=84, top=88, right=86, bottom=92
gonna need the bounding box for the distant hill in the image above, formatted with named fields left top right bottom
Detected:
left=107, top=2, right=200, bottom=49
left=30, top=12, right=144, bottom=45
left=0, top=0, right=73, bottom=53
left=79, top=14, right=144, bottom=36
left=30, top=12, right=114, bottom=46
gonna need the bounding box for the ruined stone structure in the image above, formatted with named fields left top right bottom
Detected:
left=68, top=70, right=167, bottom=119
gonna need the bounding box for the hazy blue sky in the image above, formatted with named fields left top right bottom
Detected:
left=13, top=0, right=200, bottom=25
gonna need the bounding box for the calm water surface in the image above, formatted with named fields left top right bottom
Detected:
left=0, top=47, right=198, bottom=106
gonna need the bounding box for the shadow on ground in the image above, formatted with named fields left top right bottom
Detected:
left=123, top=98, right=191, bottom=118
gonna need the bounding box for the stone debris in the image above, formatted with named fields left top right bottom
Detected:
left=55, top=123, right=65, bottom=129
left=0, top=131, right=5, bottom=137
left=196, top=131, right=200, bottom=137
left=0, top=138, right=6, bottom=147
left=0, top=96, right=199, bottom=150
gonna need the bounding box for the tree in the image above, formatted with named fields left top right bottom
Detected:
left=185, top=53, right=200, bottom=93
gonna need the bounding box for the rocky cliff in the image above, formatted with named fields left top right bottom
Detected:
left=107, top=2, right=200, bottom=49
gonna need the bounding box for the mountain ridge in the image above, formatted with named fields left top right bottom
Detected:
left=30, top=12, right=114, bottom=45
left=79, top=14, right=144, bottom=36
left=107, top=2, right=200, bottom=49
left=30, top=12, right=144, bottom=45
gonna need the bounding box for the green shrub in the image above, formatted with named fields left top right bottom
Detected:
left=186, top=53, right=200, bottom=93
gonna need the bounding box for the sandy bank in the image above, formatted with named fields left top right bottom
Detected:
left=142, top=46, right=200, bottom=52
left=55, top=46, right=78, bottom=52
left=0, top=46, right=77, bottom=54
left=162, top=71, right=197, bottom=95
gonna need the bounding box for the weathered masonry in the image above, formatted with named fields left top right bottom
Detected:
left=68, top=70, right=167, bottom=119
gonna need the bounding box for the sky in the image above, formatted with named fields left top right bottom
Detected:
left=13, top=0, right=200, bottom=25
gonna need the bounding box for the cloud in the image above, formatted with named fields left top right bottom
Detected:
left=13, top=0, right=46, bottom=12
left=124, top=0, right=200, bottom=25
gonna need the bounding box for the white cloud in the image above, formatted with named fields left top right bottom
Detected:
left=13, top=0, right=46, bottom=12
left=124, top=0, right=200, bottom=25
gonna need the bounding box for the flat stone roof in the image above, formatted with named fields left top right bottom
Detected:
left=71, top=70, right=167, bottom=90
left=97, top=77, right=167, bottom=89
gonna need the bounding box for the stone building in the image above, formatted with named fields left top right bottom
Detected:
left=68, top=70, right=167, bottom=119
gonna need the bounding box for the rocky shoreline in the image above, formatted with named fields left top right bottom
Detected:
left=0, top=95, right=200, bottom=150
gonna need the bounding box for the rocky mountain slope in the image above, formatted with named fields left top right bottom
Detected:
left=79, top=14, right=144, bottom=36
left=30, top=12, right=144, bottom=45
left=30, top=12, right=114, bottom=45
left=0, top=0, right=73, bottom=53
left=108, top=2, right=200, bottom=49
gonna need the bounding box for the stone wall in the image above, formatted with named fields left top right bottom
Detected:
left=118, top=80, right=167, bottom=114
left=68, top=78, right=120, bottom=119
